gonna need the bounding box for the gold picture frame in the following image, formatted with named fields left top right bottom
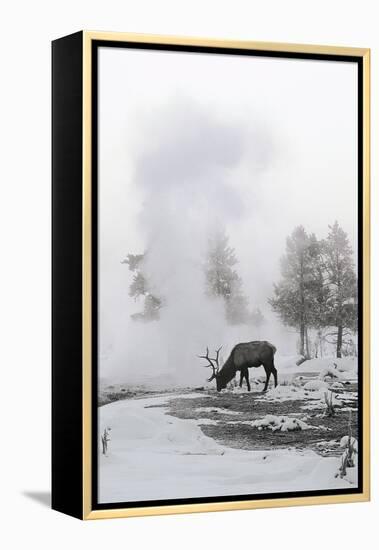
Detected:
left=52, top=31, right=370, bottom=520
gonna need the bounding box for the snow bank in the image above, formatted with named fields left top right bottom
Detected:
left=273, top=355, right=356, bottom=376
left=251, top=414, right=313, bottom=432
left=261, top=384, right=304, bottom=401
left=303, top=380, right=329, bottom=392
left=98, top=393, right=356, bottom=503
left=275, top=355, right=304, bottom=371
left=330, top=382, right=344, bottom=390
left=336, top=435, right=359, bottom=484
left=261, top=383, right=326, bottom=402
left=318, top=367, right=341, bottom=381
left=334, top=391, right=358, bottom=403
left=340, top=435, right=358, bottom=452
left=317, top=440, right=339, bottom=449
left=259, top=358, right=358, bottom=413
left=335, top=359, right=357, bottom=373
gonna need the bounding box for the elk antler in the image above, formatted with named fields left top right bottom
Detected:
left=214, top=346, right=222, bottom=367
left=198, top=346, right=222, bottom=382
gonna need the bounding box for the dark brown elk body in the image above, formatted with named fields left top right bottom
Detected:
left=216, top=341, right=277, bottom=392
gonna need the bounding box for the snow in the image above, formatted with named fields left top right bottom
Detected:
left=334, top=392, right=358, bottom=403
left=275, top=355, right=304, bottom=371
left=276, top=355, right=357, bottom=376
left=196, top=418, right=218, bottom=426
left=317, top=440, right=339, bottom=448
left=330, top=381, right=344, bottom=390
left=260, top=357, right=357, bottom=414
left=250, top=414, right=313, bottom=431
left=318, top=367, right=341, bottom=381
left=194, top=406, right=240, bottom=416
left=340, top=435, right=358, bottom=452
left=99, top=392, right=357, bottom=503
left=229, top=416, right=331, bottom=432
left=260, top=384, right=325, bottom=402
left=303, top=380, right=329, bottom=392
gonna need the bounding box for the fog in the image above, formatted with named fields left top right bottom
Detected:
left=98, top=47, right=357, bottom=386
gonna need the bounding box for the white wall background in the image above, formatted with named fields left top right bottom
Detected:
left=0, top=0, right=377, bottom=548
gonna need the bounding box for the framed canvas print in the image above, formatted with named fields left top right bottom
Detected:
left=52, top=31, right=370, bottom=520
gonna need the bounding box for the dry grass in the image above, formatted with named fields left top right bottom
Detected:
left=164, top=387, right=358, bottom=456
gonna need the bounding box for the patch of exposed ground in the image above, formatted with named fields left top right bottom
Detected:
left=160, top=388, right=358, bottom=456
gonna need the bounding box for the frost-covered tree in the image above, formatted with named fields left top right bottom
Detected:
left=205, top=230, right=249, bottom=325
left=305, top=234, right=331, bottom=357
left=248, top=307, right=265, bottom=328
left=268, top=226, right=323, bottom=357
left=122, top=253, right=162, bottom=321
left=269, top=223, right=357, bottom=359
left=205, top=230, right=238, bottom=299
left=321, top=222, right=357, bottom=358
left=225, top=277, right=250, bottom=325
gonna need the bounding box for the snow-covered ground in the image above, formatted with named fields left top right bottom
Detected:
left=274, top=355, right=358, bottom=376
left=99, top=355, right=358, bottom=504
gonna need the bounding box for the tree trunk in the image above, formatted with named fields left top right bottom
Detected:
left=299, top=256, right=306, bottom=358
left=299, top=322, right=305, bottom=357
left=336, top=324, right=343, bottom=358
left=305, top=326, right=310, bottom=359
left=318, top=329, right=323, bottom=358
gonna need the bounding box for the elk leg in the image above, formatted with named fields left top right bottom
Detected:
left=263, top=366, right=271, bottom=392
left=272, top=365, right=278, bottom=387
left=245, top=370, right=251, bottom=392
left=239, top=370, right=244, bottom=387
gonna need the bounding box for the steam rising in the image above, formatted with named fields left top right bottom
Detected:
left=98, top=49, right=358, bottom=388
left=99, top=101, right=279, bottom=386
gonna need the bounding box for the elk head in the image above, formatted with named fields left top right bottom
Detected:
left=198, top=346, right=223, bottom=390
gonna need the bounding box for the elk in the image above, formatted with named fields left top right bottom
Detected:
left=198, top=341, right=278, bottom=392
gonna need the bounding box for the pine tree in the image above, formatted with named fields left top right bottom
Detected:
left=225, top=277, right=250, bottom=325
left=268, top=226, right=322, bottom=357
left=307, top=233, right=330, bottom=333
left=249, top=307, right=265, bottom=328
left=205, top=230, right=249, bottom=325
left=122, top=253, right=162, bottom=321
left=321, top=222, right=357, bottom=358
left=205, top=230, right=237, bottom=299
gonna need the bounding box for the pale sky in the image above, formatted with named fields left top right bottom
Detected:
left=98, top=45, right=358, bottom=384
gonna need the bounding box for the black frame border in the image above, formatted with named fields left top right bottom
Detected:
left=52, top=31, right=84, bottom=519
